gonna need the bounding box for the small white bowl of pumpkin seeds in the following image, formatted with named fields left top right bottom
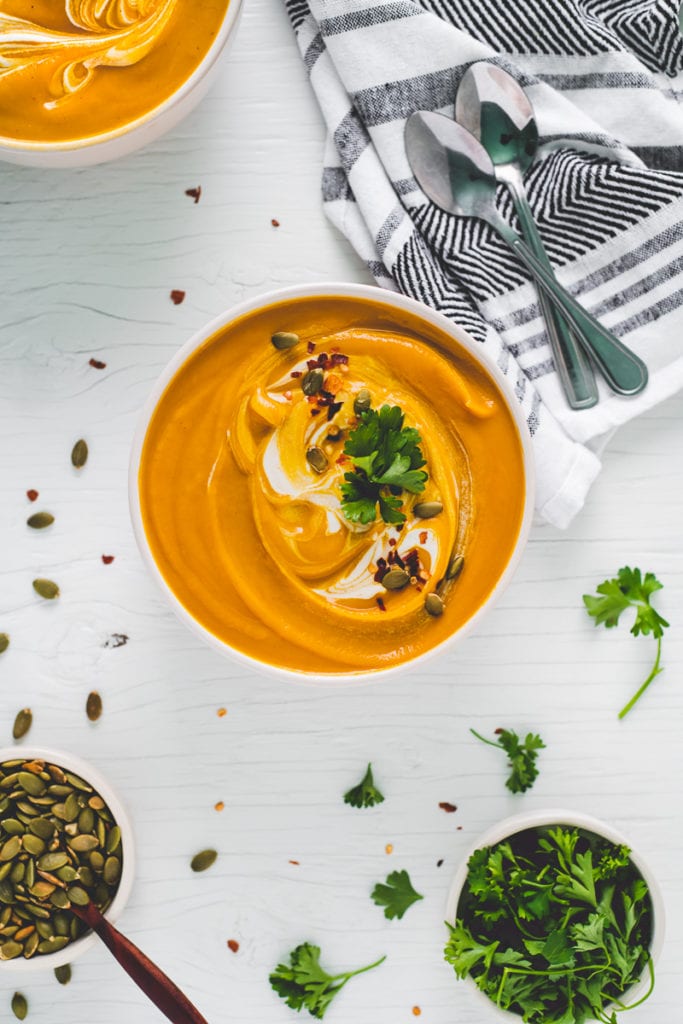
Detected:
left=0, top=747, right=135, bottom=971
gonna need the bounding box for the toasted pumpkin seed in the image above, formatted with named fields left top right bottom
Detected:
left=105, top=826, right=121, bottom=856
left=301, top=368, right=324, bottom=396
left=22, top=836, right=44, bottom=857
left=27, top=511, right=54, bottom=530
left=381, top=568, right=411, bottom=592
left=37, top=853, right=68, bottom=873
left=353, top=388, right=371, bottom=415
left=23, top=931, right=39, bottom=958
left=18, top=772, right=45, bottom=797
left=191, top=849, right=217, bottom=873
left=305, top=446, right=328, bottom=474
left=0, top=942, right=22, bottom=960
left=413, top=501, right=443, bottom=519
left=103, top=857, right=121, bottom=885
left=54, top=964, right=71, bottom=985
left=32, top=579, right=59, bottom=600
left=66, top=886, right=89, bottom=907
left=11, top=992, right=27, bottom=1020
left=0, top=837, right=21, bottom=862
left=425, top=593, right=444, bottom=617
left=68, top=835, right=98, bottom=854
left=271, top=331, right=299, bottom=351
left=12, top=710, right=32, bottom=741
left=0, top=634, right=8, bottom=654
left=28, top=819, right=54, bottom=841
left=86, top=692, right=102, bottom=722
left=446, top=554, right=465, bottom=581
left=71, top=439, right=88, bottom=469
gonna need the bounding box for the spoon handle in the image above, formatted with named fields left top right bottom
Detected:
left=72, top=902, right=210, bottom=1024
left=509, top=239, right=648, bottom=395
left=510, top=188, right=598, bottom=409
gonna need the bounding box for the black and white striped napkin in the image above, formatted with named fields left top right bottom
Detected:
left=283, top=0, right=683, bottom=527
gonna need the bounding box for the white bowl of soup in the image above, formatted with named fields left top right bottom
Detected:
left=129, top=283, right=535, bottom=681
left=0, top=0, right=243, bottom=167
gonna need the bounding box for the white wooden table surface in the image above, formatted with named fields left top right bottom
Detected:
left=1, top=1, right=682, bottom=1021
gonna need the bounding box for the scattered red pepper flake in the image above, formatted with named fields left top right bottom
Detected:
left=457, top=825, right=463, bottom=831
left=289, top=859, right=300, bottom=866
left=439, top=802, right=457, bottom=813
left=271, top=218, right=280, bottom=227
left=310, top=408, right=321, bottom=416
left=170, top=289, right=186, bottom=305
left=215, top=801, right=225, bottom=812
left=494, top=727, right=503, bottom=734
left=185, top=186, right=202, bottom=204
left=307, top=341, right=316, bottom=354
left=419, top=530, right=428, bottom=544
left=385, top=843, right=393, bottom=854
left=436, top=859, right=444, bottom=867
left=26, top=490, right=39, bottom=502
left=335, top=454, right=348, bottom=465
left=376, top=597, right=386, bottom=612
left=412, top=1007, right=422, bottom=1017
left=227, top=939, right=239, bottom=953
left=388, top=538, right=397, bottom=547
left=290, top=370, right=302, bottom=378
left=101, top=555, right=115, bottom=565
left=217, top=707, right=227, bottom=718
left=89, top=358, right=107, bottom=369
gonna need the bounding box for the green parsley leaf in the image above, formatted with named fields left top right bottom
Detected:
left=470, top=728, right=545, bottom=794
left=343, top=763, right=385, bottom=809
left=371, top=869, right=423, bottom=920
left=269, top=943, right=386, bottom=1020
left=583, top=567, right=669, bottom=718
left=340, top=405, right=428, bottom=526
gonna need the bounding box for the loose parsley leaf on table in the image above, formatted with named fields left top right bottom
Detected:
left=343, top=763, right=384, bottom=809
left=446, top=825, right=655, bottom=1024
left=470, top=728, right=545, bottom=794
left=340, top=405, right=428, bottom=526
left=269, top=942, right=386, bottom=1019
left=371, top=869, right=424, bottom=920
left=583, top=567, right=669, bottom=719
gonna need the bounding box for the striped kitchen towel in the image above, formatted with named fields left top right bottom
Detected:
left=283, top=0, right=683, bottom=527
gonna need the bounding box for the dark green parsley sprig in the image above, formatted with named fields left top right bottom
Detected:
left=446, top=826, right=655, bottom=1024
left=269, top=942, right=386, bottom=1019
left=340, top=405, right=428, bottom=526
left=470, top=728, right=545, bottom=794
left=343, top=763, right=384, bottom=809
left=371, top=869, right=423, bottom=920
left=583, top=567, right=669, bottom=719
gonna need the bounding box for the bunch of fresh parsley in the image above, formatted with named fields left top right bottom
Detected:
left=343, top=763, right=385, bottom=808
left=446, top=825, right=655, bottom=1024
left=583, top=567, right=669, bottom=719
left=371, top=869, right=423, bottom=920
left=269, top=942, right=385, bottom=1019
left=471, top=728, right=545, bottom=793
left=340, top=405, right=428, bottom=525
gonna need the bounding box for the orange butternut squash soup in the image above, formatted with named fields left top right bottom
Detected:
left=0, top=0, right=228, bottom=145
left=138, top=295, right=527, bottom=675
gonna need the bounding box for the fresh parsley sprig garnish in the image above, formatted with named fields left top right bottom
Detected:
left=583, top=567, right=669, bottom=719
left=371, top=869, right=424, bottom=920
left=340, top=405, right=428, bottom=526
left=269, top=942, right=386, bottom=1019
left=343, top=763, right=385, bottom=809
left=471, top=728, right=545, bottom=794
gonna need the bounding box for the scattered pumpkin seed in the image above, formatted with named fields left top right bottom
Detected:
left=12, top=710, right=32, bottom=741
left=66, top=886, right=89, bottom=907
left=413, top=501, right=443, bottom=519
left=105, top=826, right=121, bottom=855
left=27, top=512, right=54, bottom=530
left=71, top=439, right=88, bottom=469
left=0, top=634, right=9, bottom=655
left=191, top=849, right=217, bottom=873
left=32, top=579, right=59, bottom=600
left=54, top=964, right=71, bottom=985
left=301, top=368, right=324, bottom=396
left=425, top=593, right=444, bottom=617
left=86, top=691, right=102, bottom=722
left=381, top=568, right=411, bottom=592
left=103, top=857, right=121, bottom=885
left=11, top=992, right=27, bottom=1020
left=353, top=387, right=371, bottom=416
left=271, top=331, right=299, bottom=351
left=305, top=447, right=329, bottom=474
left=446, top=554, right=465, bottom=581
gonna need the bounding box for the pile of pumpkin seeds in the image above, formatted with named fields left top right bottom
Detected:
left=0, top=757, right=123, bottom=960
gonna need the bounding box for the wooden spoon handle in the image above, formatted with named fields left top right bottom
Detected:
left=72, top=902, right=210, bottom=1024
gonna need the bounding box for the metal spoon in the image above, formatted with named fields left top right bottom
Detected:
left=404, top=111, right=648, bottom=396
left=455, top=62, right=599, bottom=410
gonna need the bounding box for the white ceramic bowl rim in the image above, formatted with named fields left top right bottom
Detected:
left=445, top=808, right=665, bottom=1023
left=0, top=746, right=135, bottom=972
left=0, top=0, right=243, bottom=153
left=128, top=281, right=536, bottom=686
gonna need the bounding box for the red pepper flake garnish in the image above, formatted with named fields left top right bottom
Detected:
left=385, top=843, right=393, bottom=854
left=335, top=454, right=348, bottom=465
left=290, top=370, right=302, bottom=378
left=310, top=408, right=321, bottom=416
left=307, top=341, right=316, bottom=354
left=395, top=525, right=403, bottom=534
left=306, top=358, right=319, bottom=371
left=289, top=859, right=300, bottom=865
left=217, top=707, right=227, bottom=718
left=89, top=358, right=106, bottom=370
left=388, top=538, right=397, bottom=547
left=170, top=289, right=186, bottom=305
left=326, top=401, right=342, bottom=422
left=330, top=352, right=349, bottom=366
left=101, top=555, right=115, bottom=565
left=374, top=564, right=389, bottom=584
left=419, top=530, right=428, bottom=544
left=215, top=801, right=225, bottom=812
left=271, top=218, right=280, bottom=227
left=185, top=186, right=202, bottom=204
left=494, top=727, right=503, bottom=735
left=436, top=859, right=444, bottom=867
left=412, top=1007, right=422, bottom=1017
left=457, top=825, right=463, bottom=831
left=26, top=490, right=39, bottom=502
left=376, top=597, right=386, bottom=612
left=439, top=802, right=457, bottom=813
left=227, top=939, right=239, bottom=953
left=387, top=551, right=396, bottom=565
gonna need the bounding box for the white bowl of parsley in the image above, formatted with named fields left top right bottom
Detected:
left=445, top=809, right=664, bottom=1024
